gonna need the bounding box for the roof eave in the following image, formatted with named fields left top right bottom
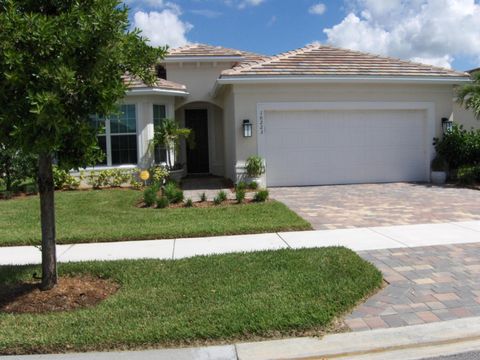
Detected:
left=217, top=75, right=471, bottom=85
left=127, top=87, right=189, bottom=97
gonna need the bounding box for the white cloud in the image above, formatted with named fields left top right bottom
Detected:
left=309, top=2, right=326, bottom=15
left=133, top=10, right=193, bottom=48
left=324, top=0, right=480, bottom=69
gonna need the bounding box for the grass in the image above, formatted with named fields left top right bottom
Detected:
left=0, top=247, right=382, bottom=354
left=0, top=189, right=311, bottom=246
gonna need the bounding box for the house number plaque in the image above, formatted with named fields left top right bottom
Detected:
left=259, top=110, right=265, bottom=134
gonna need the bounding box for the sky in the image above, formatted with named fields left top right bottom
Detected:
left=125, top=0, right=480, bottom=71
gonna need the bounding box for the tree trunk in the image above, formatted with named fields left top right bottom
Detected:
left=37, top=153, right=57, bottom=290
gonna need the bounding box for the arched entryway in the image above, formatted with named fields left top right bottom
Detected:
left=175, top=102, right=225, bottom=177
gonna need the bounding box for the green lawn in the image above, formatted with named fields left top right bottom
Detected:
left=0, top=189, right=311, bottom=246
left=0, top=248, right=382, bottom=355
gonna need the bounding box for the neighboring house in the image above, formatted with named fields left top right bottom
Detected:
left=453, top=67, right=480, bottom=130
left=93, top=43, right=470, bottom=187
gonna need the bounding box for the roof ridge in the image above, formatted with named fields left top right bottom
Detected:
left=225, top=43, right=320, bottom=75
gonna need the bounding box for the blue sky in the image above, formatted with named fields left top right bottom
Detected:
left=126, top=0, right=480, bottom=71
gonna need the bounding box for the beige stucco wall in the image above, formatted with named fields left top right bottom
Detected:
left=453, top=103, right=480, bottom=130
left=166, top=62, right=236, bottom=108
left=226, top=83, right=455, bottom=181
left=221, top=86, right=237, bottom=180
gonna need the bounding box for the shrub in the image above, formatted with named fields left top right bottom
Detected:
left=52, top=166, right=80, bottom=190
left=87, top=171, right=106, bottom=189
left=434, top=124, right=480, bottom=170
left=235, top=188, right=246, bottom=204
left=0, top=143, right=37, bottom=192
left=217, top=190, right=228, bottom=202
left=457, top=165, right=480, bottom=185
left=0, top=190, right=13, bottom=200
left=109, top=169, right=131, bottom=187
left=185, top=198, right=193, bottom=208
left=254, top=189, right=269, bottom=202
left=199, top=192, right=207, bottom=202
left=143, top=186, right=158, bottom=207
left=245, top=156, right=265, bottom=178
left=130, top=178, right=143, bottom=190
left=23, top=183, right=38, bottom=194
left=163, top=182, right=184, bottom=204
left=150, top=166, right=169, bottom=185
left=213, top=196, right=222, bottom=205
left=156, top=196, right=169, bottom=209
left=87, top=169, right=134, bottom=189
left=431, top=155, right=447, bottom=172
left=235, top=181, right=247, bottom=191
left=248, top=181, right=259, bottom=190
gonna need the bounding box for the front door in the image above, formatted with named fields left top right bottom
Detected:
left=185, top=109, right=209, bottom=174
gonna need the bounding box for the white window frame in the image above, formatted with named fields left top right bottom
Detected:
left=95, top=104, right=139, bottom=167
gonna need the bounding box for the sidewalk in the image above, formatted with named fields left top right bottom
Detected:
left=4, top=317, right=480, bottom=359
left=1, top=221, right=480, bottom=265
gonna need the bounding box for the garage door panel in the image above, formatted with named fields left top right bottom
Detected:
left=264, top=109, right=428, bottom=187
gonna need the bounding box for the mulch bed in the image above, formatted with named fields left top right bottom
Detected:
left=137, top=198, right=261, bottom=209
left=0, top=276, right=119, bottom=314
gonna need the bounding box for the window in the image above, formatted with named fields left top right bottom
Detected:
left=155, top=65, right=167, bottom=80
left=90, top=104, right=137, bottom=166
left=153, top=105, right=167, bottom=164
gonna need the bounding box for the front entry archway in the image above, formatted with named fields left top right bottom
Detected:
left=185, top=109, right=209, bottom=174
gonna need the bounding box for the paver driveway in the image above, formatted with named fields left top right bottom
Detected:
left=346, top=243, right=480, bottom=331
left=270, top=183, right=480, bottom=229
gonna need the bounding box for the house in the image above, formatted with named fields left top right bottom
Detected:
left=453, top=67, right=480, bottom=130
left=95, top=43, right=471, bottom=187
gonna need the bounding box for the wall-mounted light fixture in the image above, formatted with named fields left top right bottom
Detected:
left=442, top=117, right=453, bottom=134
left=243, top=119, right=253, bottom=137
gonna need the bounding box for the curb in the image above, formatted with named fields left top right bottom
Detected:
left=236, top=317, right=480, bottom=359
left=4, top=317, right=480, bottom=360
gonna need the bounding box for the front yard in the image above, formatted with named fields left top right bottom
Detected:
left=0, top=247, right=382, bottom=355
left=0, top=189, right=311, bottom=246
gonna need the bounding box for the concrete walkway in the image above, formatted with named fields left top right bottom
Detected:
left=4, top=317, right=480, bottom=359
left=1, top=220, right=480, bottom=265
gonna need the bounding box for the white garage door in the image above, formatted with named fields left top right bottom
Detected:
left=263, top=109, right=428, bottom=187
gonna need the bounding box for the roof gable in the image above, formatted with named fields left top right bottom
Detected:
left=221, top=44, right=469, bottom=78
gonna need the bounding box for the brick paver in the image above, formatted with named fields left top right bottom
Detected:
left=345, top=243, right=480, bottom=331
left=270, top=183, right=480, bottom=229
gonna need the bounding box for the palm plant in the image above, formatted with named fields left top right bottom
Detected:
left=457, top=71, right=480, bottom=120
left=153, top=118, right=193, bottom=170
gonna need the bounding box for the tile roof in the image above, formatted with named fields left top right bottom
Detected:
left=221, top=44, right=469, bottom=78
left=167, top=43, right=262, bottom=60
left=122, top=73, right=187, bottom=92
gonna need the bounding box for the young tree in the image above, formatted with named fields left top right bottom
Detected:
left=0, top=0, right=165, bottom=290
left=457, top=71, right=480, bottom=120
left=153, top=119, right=193, bottom=170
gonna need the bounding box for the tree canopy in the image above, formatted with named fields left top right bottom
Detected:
left=0, top=0, right=165, bottom=169
left=457, top=71, right=480, bottom=120
left=0, top=0, right=166, bottom=290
